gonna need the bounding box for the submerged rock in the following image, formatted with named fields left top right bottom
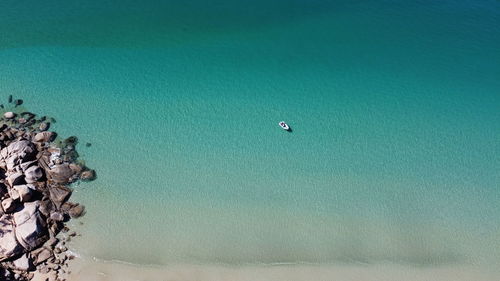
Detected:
left=3, top=112, right=15, bottom=119
left=80, top=169, right=96, bottom=181
left=38, top=122, right=49, bottom=132
left=11, top=254, right=31, bottom=271
left=67, top=204, right=85, bottom=219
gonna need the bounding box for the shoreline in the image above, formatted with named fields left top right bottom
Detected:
left=61, top=257, right=500, bottom=281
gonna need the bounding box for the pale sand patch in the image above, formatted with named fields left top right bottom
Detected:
left=55, top=258, right=500, bottom=281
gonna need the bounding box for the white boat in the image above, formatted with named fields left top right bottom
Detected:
left=278, top=121, right=290, bottom=131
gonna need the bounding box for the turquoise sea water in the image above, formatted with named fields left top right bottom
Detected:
left=1, top=0, right=499, bottom=268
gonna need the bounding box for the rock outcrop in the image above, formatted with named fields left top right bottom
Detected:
left=0, top=96, right=96, bottom=281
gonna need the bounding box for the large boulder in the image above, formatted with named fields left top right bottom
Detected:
left=47, top=164, right=75, bottom=184
left=19, top=160, right=37, bottom=173
left=1, top=198, right=15, bottom=213
left=48, top=186, right=72, bottom=209
left=8, top=189, right=20, bottom=201
left=12, top=185, right=36, bottom=202
left=24, top=166, right=43, bottom=184
left=33, top=132, right=55, bottom=143
left=6, top=140, right=36, bottom=162
left=0, top=215, right=24, bottom=261
left=31, top=247, right=52, bottom=265
left=11, top=253, right=32, bottom=271
left=13, top=202, right=48, bottom=250
left=6, top=172, right=24, bottom=187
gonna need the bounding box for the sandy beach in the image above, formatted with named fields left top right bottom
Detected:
left=57, top=259, right=500, bottom=281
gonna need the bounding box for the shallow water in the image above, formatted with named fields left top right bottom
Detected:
left=1, top=0, right=499, bottom=269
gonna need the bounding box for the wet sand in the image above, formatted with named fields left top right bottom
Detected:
left=62, top=258, right=500, bottom=281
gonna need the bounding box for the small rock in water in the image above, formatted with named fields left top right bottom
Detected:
left=80, top=169, right=96, bottom=181
left=85, top=142, right=91, bottom=147
left=3, top=112, right=15, bottom=119
left=8, top=95, right=12, bottom=103
left=13, top=99, right=23, bottom=106
left=63, top=136, right=78, bottom=146
left=39, top=122, right=50, bottom=131
left=68, top=204, right=85, bottom=219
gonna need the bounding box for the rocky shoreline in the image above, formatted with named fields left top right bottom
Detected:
left=0, top=96, right=95, bottom=281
